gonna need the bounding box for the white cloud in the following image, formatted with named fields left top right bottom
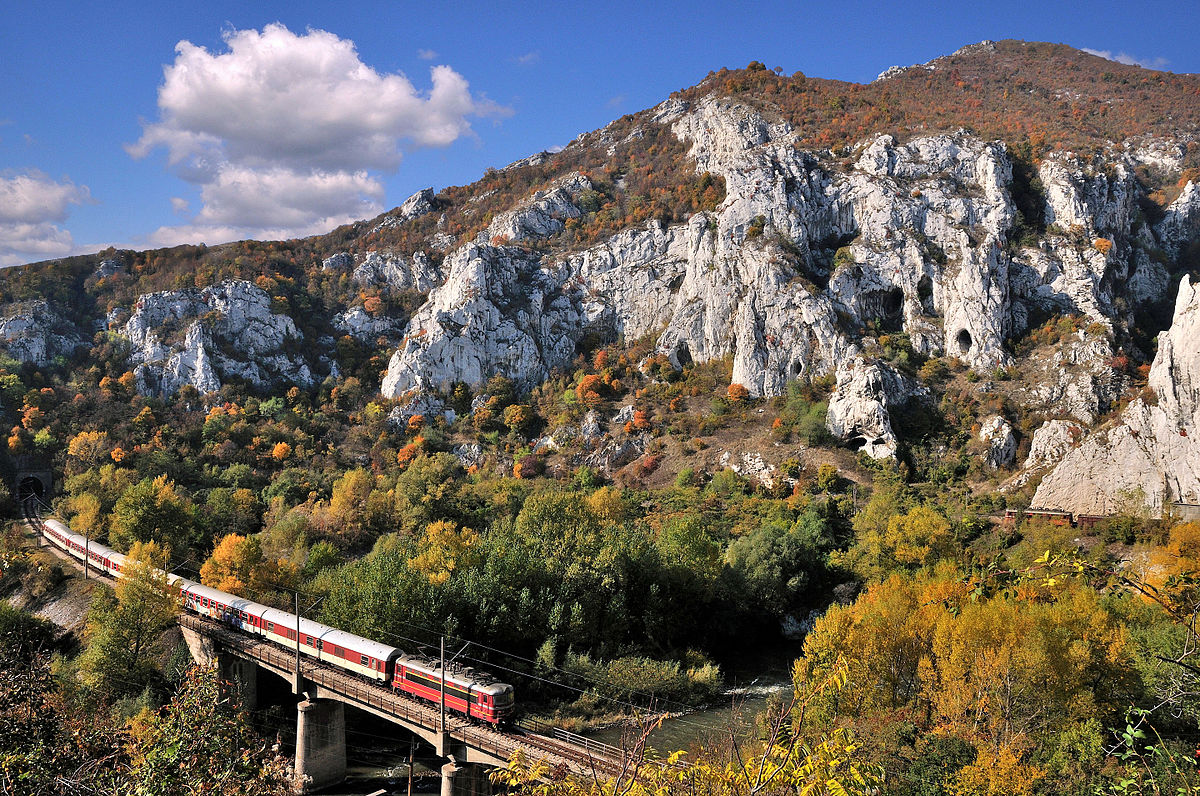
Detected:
left=417, top=48, right=437, bottom=60
left=170, top=196, right=190, bottom=214
left=129, top=23, right=510, bottom=243
left=514, top=51, right=540, bottom=66
left=0, top=171, right=91, bottom=267
left=195, top=165, right=383, bottom=229
left=1081, top=47, right=1169, bottom=70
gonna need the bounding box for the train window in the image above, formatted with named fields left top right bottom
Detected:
left=305, top=637, right=314, bottom=647
left=334, top=646, right=344, bottom=657
left=361, top=655, right=369, bottom=666
left=267, top=622, right=275, bottom=632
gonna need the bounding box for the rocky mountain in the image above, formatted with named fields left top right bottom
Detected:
left=2, top=40, right=1200, bottom=515
left=1033, top=275, right=1200, bottom=514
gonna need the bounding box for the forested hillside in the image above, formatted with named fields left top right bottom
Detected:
left=3, top=39, right=1200, bottom=795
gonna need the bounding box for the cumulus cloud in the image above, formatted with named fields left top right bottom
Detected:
left=1081, top=47, right=1169, bottom=70
left=129, top=23, right=510, bottom=243
left=0, top=171, right=91, bottom=267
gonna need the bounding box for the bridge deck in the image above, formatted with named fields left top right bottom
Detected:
left=181, top=614, right=629, bottom=779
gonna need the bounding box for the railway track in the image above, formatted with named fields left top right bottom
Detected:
left=24, top=499, right=634, bottom=781
left=185, top=614, right=627, bottom=778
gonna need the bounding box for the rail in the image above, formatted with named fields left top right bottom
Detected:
left=180, top=614, right=624, bottom=775
left=518, top=718, right=627, bottom=762
left=30, top=504, right=632, bottom=780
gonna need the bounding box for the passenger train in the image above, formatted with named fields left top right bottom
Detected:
left=33, top=510, right=516, bottom=724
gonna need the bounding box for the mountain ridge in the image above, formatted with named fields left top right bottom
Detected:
left=3, top=40, right=1200, bottom=516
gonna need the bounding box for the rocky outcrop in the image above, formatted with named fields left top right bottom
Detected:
left=826, top=358, right=923, bottom=459
left=1012, top=329, right=1123, bottom=425
left=1010, top=419, right=1086, bottom=486
left=332, top=306, right=404, bottom=343
left=1033, top=276, right=1200, bottom=515
left=0, top=300, right=85, bottom=368
left=1156, top=181, right=1200, bottom=260
left=122, top=281, right=314, bottom=396
left=352, top=250, right=441, bottom=292
left=483, top=173, right=590, bottom=243
left=369, top=188, right=435, bottom=234
left=979, top=415, right=1016, bottom=469
left=382, top=92, right=1199, bottom=408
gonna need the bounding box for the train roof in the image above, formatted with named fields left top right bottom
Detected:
left=45, top=519, right=126, bottom=565
left=180, top=580, right=271, bottom=615
left=398, top=653, right=513, bottom=695
left=258, top=605, right=403, bottom=663
left=180, top=581, right=401, bottom=662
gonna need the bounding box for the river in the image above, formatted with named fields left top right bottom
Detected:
left=583, top=681, right=789, bottom=757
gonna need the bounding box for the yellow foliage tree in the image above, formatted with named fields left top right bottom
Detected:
left=797, top=567, right=1131, bottom=748
left=67, top=430, right=111, bottom=466
left=408, top=521, right=480, bottom=585
left=885, top=504, right=955, bottom=567
left=69, top=492, right=104, bottom=539
left=200, top=533, right=298, bottom=600
left=949, top=745, right=1044, bottom=796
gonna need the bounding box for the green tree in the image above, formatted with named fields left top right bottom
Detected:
left=125, top=666, right=292, bottom=795
left=109, top=475, right=197, bottom=554
left=78, top=541, right=180, bottom=697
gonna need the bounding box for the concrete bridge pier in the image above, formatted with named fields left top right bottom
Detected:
left=295, top=698, right=346, bottom=793
left=179, top=625, right=258, bottom=710
left=441, top=758, right=492, bottom=796
left=224, top=656, right=257, bottom=711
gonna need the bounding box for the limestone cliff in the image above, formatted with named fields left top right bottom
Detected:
left=1032, top=276, right=1200, bottom=514
left=0, top=300, right=85, bottom=368
left=121, top=281, right=314, bottom=396
left=378, top=92, right=1196, bottom=459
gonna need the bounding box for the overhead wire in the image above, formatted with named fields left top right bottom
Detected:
left=28, top=504, right=775, bottom=738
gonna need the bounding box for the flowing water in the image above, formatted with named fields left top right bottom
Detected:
left=584, top=681, right=790, bottom=757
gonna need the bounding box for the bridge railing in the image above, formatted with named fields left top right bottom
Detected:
left=517, top=718, right=626, bottom=762
left=182, top=614, right=533, bottom=765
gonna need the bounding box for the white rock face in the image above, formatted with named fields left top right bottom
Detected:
left=322, top=252, right=353, bottom=271
left=1033, top=276, right=1200, bottom=514
left=368, top=188, right=435, bottom=234
left=1156, top=181, right=1200, bottom=260
left=979, top=415, right=1016, bottom=469
left=0, top=300, right=85, bottom=367
left=826, top=357, right=922, bottom=459
left=353, top=250, right=441, bottom=292
left=332, top=306, right=403, bottom=343
left=1012, top=329, right=1123, bottom=425
left=483, top=173, right=591, bottom=243
left=377, top=94, right=1197, bottom=466
left=122, top=281, right=313, bottom=396
left=1011, top=419, right=1086, bottom=486
left=718, top=450, right=778, bottom=489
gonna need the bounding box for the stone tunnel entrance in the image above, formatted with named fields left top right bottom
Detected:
left=17, top=475, right=45, bottom=502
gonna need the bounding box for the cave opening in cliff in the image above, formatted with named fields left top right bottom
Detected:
left=956, top=328, right=972, bottom=354
left=864, top=288, right=905, bottom=332
left=675, top=343, right=693, bottom=367
left=918, top=275, right=935, bottom=314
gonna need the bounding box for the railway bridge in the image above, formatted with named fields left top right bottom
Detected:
left=180, top=614, right=627, bottom=793
left=27, top=511, right=630, bottom=795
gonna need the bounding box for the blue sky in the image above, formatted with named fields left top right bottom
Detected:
left=1, top=0, right=1197, bottom=266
